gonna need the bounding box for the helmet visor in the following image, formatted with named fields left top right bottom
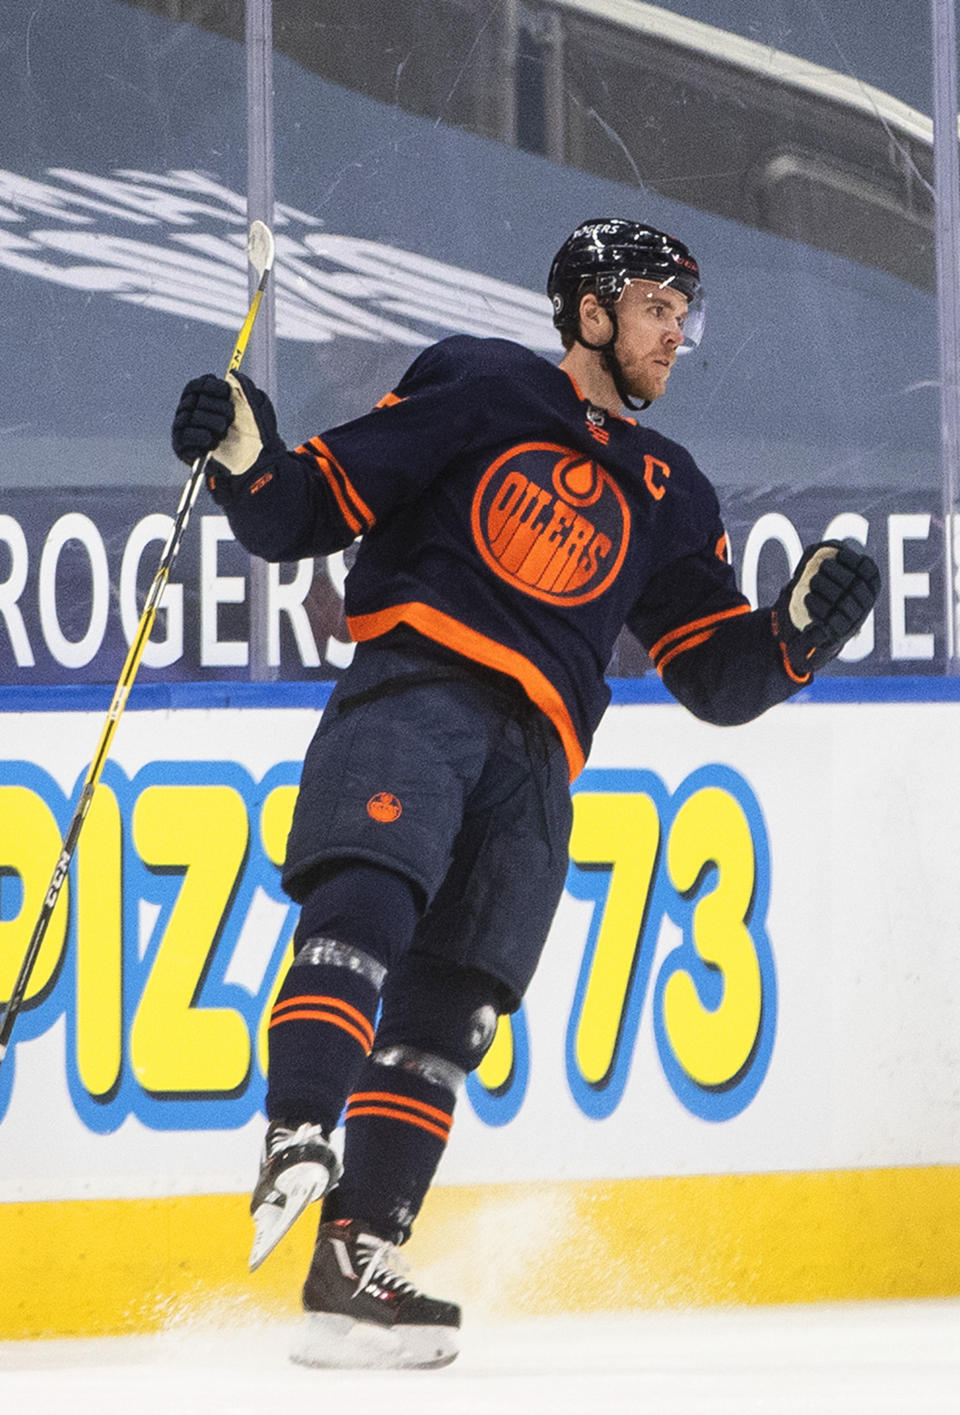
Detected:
left=676, top=287, right=706, bottom=352
left=619, top=276, right=706, bottom=352
left=656, top=277, right=705, bottom=351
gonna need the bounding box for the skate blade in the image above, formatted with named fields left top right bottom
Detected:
left=249, top=1162, right=330, bottom=1272
left=290, top=1312, right=459, bottom=1370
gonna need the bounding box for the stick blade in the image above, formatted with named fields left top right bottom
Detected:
left=247, top=219, right=275, bottom=277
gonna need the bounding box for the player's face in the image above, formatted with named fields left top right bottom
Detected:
left=612, top=279, right=689, bottom=403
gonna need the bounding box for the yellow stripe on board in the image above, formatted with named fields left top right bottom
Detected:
left=2, top=1166, right=960, bottom=1339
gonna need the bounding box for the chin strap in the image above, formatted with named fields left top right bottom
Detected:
left=576, top=308, right=650, bottom=413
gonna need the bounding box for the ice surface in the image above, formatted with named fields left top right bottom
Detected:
left=0, top=1301, right=958, bottom=1415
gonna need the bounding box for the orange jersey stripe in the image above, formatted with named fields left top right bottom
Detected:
left=563, top=369, right=585, bottom=402
left=347, top=601, right=586, bottom=780
left=319, top=457, right=364, bottom=536
left=296, top=442, right=362, bottom=535
left=561, top=369, right=635, bottom=424
left=308, top=437, right=376, bottom=529
left=655, top=628, right=715, bottom=675
left=778, top=639, right=812, bottom=685
left=344, top=1104, right=451, bottom=1142
left=297, top=437, right=376, bottom=536
left=348, top=1090, right=454, bottom=1128
left=648, top=604, right=751, bottom=664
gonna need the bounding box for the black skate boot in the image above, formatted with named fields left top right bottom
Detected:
left=292, top=1218, right=461, bottom=1369
left=249, top=1121, right=342, bottom=1271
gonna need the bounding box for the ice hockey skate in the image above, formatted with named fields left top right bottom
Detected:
left=249, top=1122, right=342, bottom=1271
left=290, top=1218, right=460, bottom=1369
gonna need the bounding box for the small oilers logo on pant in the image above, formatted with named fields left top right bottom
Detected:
left=367, top=792, right=403, bottom=823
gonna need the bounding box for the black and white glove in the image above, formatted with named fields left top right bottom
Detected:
left=773, top=540, right=880, bottom=679
left=171, top=371, right=282, bottom=476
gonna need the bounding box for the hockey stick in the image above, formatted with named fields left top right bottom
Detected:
left=0, top=220, right=276, bottom=1072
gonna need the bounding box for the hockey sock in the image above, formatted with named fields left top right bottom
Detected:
left=294, top=860, right=421, bottom=969
left=322, top=1053, right=458, bottom=1244
left=266, top=863, right=421, bottom=1129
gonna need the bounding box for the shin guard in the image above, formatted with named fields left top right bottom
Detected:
left=266, top=936, right=387, bottom=1133
left=322, top=1045, right=463, bottom=1245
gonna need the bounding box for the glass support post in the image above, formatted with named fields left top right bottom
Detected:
left=245, top=0, right=277, bottom=681
left=932, top=0, right=960, bottom=669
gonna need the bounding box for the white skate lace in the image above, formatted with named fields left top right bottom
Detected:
left=353, top=1237, right=417, bottom=1299
left=267, top=1121, right=325, bottom=1160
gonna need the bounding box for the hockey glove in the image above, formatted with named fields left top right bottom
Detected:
left=171, top=371, right=282, bottom=476
left=171, top=373, right=233, bottom=464
left=773, top=540, right=880, bottom=680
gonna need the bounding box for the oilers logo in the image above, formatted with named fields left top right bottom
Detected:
left=470, top=442, right=631, bottom=606
left=367, top=791, right=403, bottom=822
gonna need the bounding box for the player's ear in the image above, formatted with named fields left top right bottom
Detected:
left=577, top=290, right=610, bottom=342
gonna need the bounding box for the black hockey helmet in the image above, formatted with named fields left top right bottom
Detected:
left=548, top=218, right=703, bottom=340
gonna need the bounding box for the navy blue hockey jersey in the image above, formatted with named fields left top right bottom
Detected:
left=210, top=336, right=804, bottom=777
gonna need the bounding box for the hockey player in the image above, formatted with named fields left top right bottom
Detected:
left=171, top=218, right=879, bottom=1369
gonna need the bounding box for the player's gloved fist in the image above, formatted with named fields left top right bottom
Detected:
left=171, top=374, right=234, bottom=464
left=773, top=540, right=880, bottom=679
left=171, top=371, right=282, bottom=477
